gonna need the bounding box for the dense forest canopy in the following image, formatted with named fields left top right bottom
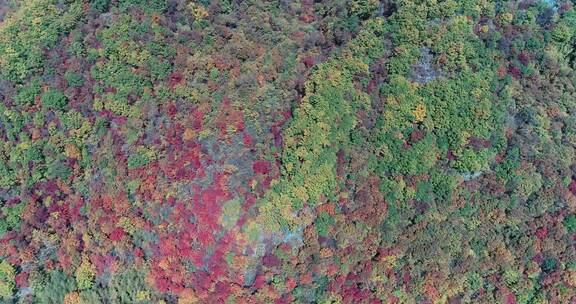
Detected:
left=0, top=0, right=575, bottom=303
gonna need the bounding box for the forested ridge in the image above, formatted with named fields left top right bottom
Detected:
left=0, top=0, right=575, bottom=303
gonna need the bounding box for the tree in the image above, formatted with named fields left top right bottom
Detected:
left=41, top=89, right=68, bottom=110
left=0, top=261, right=15, bottom=300
left=75, top=259, right=96, bottom=290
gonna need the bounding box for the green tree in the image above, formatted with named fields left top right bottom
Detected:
left=41, top=89, right=68, bottom=110
left=75, top=259, right=96, bottom=290
left=0, top=261, right=15, bottom=300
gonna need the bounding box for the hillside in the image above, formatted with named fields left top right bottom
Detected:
left=0, top=0, right=575, bottom=303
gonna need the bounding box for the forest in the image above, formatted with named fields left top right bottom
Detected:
left=0, top=0, right=575, bottom=303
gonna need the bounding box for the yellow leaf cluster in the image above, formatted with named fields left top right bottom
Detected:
left=188, top=3, right=208, bottom=20
left=412, top=103, right=427, bottom=122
